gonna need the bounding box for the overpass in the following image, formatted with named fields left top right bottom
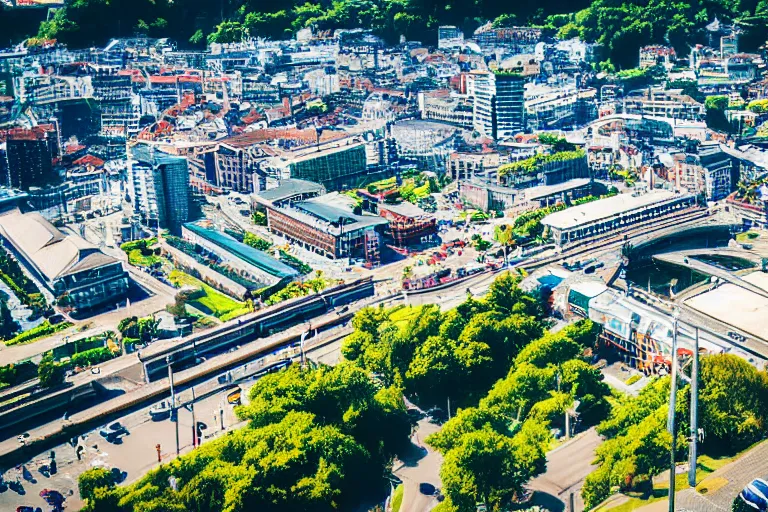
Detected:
left=652, top=248, right=768, bottom=300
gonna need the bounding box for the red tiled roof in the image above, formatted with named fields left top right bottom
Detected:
left=73, top=154, right=105, bottom=167
left=65, top=144, right=86, bottom=154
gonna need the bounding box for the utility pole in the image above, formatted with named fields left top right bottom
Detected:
left=688, top=327, right=699, bottom=488
left=667, top=312, right=679, bottom=512
left=167, top=356, right=179, bottom=457
left=191, top=387, right=197, bottom=449
left=447, top=396, right=451, bottom=420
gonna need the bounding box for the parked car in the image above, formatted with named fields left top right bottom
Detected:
left=99, top=422, right=129, bottom=443
left=740, top=479, right=768, bottom=511
left=426, top=407, right=447, bottom=424
left=419, top=483, right=436, bottom=495
left=227, top=387, right=242, bottom=406
left=406, top=407, right=423, bottom=422
left=149, top=401, right=172, bottom=421
left=728, top=331, right=747, bottom=342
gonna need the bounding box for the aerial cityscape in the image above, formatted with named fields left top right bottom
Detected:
left=2, top=1, right=768, bottom=512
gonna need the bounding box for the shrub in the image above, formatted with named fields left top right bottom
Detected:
left=122, top=337, right=140, bottom=353
left=38, top=352, right=65, bottom=388
left=5, top=320, right=72, bottom=346
left=79, top=467, right=115, bottom=503
left=392, top=484, right=404, bottom=512
left=582, top=463, right=612, bottom=510
left=70, top=347, right=114, bottom=368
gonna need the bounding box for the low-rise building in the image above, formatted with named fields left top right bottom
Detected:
left=182, top=222, right=298, bottom=287
left=639, top=45, right=676, bottom=68
left=563, top=279, right=730, bottom=371
left=447, top=151, right=501, bottom=181
left=0, top=211, right=129, bottom=310
left=525, top=88, right=597, bottom=131
left=252, top=179, right=326, bottom=210
left=543, top=190, right=695, bottom=248
left=378, top=202, right=437, bottom=247
left=498, top=150, right=589, bottom=188
left=667, top=145, right=732, bottom=201
left=265, top=195, right=388, bottom=260
left=419, top=93, right=474, bottom=128
left=623, top=89, right=705, bottom=121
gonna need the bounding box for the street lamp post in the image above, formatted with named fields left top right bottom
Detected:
left=688, top=328, right=699, bottom=488
left=167, top=356, right=179, bottom=457
left=667, top=310, right=680, bottom=512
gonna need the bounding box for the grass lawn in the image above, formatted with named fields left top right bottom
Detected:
left=169, top=270, right=245, bottom=319
left=128, top=248, right=161, bottom=267
left=736, top=231, right=760, bottom=243
left=597, top=441, right=765, bottom=512
left=391, top=484, right=404, bottom=512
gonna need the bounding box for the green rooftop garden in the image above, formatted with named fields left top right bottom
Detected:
left=498, top=149, right=585, bottom=178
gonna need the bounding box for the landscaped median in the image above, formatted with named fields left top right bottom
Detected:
left=3, top=319, right=72, bottom=346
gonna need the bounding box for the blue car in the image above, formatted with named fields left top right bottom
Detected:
left=740, top=479, right=768, bottom=511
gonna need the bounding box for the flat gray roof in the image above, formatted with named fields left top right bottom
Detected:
left=526, top=178, right=591, bottom=201
left=256, top=179, right=325, bottom=203
left=542, top=190, right=690, bottom=231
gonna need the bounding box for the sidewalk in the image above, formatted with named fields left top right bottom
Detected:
left=675, top=440, right=768, bottom=512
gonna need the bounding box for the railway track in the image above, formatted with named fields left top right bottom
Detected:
left=521, top=208, right=712, bottom=272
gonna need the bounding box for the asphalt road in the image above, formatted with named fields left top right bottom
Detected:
left=529, top=428, right=603, bottom=512
left=394, top=418, right=444, bottom=512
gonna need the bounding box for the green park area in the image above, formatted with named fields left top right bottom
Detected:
left=121, top=238, right=162, bottom=267
left=169, top=270, right=249, bottom=320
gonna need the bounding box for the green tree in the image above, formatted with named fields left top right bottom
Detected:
left=0, top=298, right=19, bottom=339
left=406, top=336, right=492, bottom=404
left=699, top=354, right=768, bottom=451
left=207, top=21, right=244, bottom=44
left=440, top=424, right=548, bottom=511
left=492, top=13, right=518, bottom=28
left=557, top=22, right=581, bottom=39
left=166, top=290, right=193, bottom=319
left=705, top=95, right=732, bottom=132
left=485, top=272, right=543, bottom=318
left=189, top=29, right=205, bottom=45
left=38, top=352, right=65, bottom=388
left=242, top=232, right=272, bottom=251
left=79, top=468, right=115, bottom=504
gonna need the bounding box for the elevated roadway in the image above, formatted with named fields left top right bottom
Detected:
left=653, top=249, right=768, bottom=301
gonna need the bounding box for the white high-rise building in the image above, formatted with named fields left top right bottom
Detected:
left=438, top=26, right=464, bottom=50
left=471, top=71, right=495, bottom=138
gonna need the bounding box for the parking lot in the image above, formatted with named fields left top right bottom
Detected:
left=0, top=377, right=249, bottom=512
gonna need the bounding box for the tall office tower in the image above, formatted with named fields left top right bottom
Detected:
left=5, top=125, right=60, bottom=190
left=494, top=71, right=526, bottom=139
left=129, top=144, right=191, bottom=235
left=471, top=71, right=495, bottom=139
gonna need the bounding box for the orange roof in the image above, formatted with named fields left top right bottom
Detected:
left=65, top=144, right=86, bottom=154
left=73, top=154, right=105, bottom=167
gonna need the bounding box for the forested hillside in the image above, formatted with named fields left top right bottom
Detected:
left=6, top=0, right=768, bottom=69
